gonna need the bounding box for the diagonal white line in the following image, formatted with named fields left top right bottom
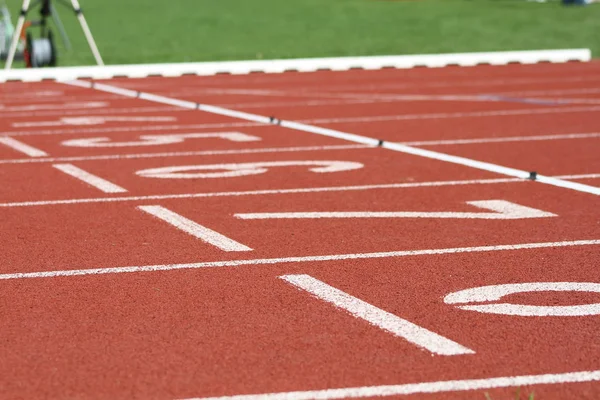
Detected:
left=281, top=274, right=474, bottom=356
left=138, top=205, right=252, bottom=252
left=53, top=163, right=128, bottom=193
left=0, top=137, right=48, bottom=157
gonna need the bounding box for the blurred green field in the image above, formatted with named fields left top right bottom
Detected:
left=2, top=0, right=599, bottom=67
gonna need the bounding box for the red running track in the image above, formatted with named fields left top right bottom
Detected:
left=1, top=61, right=600, bottom=400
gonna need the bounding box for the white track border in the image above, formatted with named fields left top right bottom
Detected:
left=0, top=49, right=592, bottom=83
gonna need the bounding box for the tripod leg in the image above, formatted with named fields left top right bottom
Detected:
left=50, top=4, right=71, bottom=50
left=69, top=0, right=103, bottom=65
left=4, top=0, right=32, bottom=70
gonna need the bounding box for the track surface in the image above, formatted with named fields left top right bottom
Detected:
left=1, top=61, right=600, bottom=400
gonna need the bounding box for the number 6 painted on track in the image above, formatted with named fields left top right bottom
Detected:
left=444, top=282, right=600, bottom=316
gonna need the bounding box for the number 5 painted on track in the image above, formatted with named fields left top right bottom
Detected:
left=136, top=160, right=363, bottom=179
left=62, top=132, right=261, bottom=147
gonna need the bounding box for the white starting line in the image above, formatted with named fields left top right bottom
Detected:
left=52, top=163, right=128, bottom=193
left=61, top=80, right=600, bottom=196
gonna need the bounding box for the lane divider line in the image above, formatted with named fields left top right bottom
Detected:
left=1, top=174, right=598, bottom=208
left=5, top=105, right=600, bottom=138
left=138, top=205, right=252, bottom=252
left=52, top=163, right=128, bottom=193
left=61, top=80, right=600, bottom=196
left=179, top=369, right=600, bottom=400
left=0, top=137, right=49, bottom=157
left=0, top=239, right=598, bottom=280
left=280, top=274, right=475, bottom=356
left=0, top=144, right=372, bottom=165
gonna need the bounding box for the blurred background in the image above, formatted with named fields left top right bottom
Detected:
left=1, top=0, right=599, bottom=67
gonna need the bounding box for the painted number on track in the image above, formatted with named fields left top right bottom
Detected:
left=62, top=132, right=261, bottom=147
left=136, top=160, right=363, bottom=179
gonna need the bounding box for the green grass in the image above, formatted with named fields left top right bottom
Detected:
left=2, top=0, right=599, bottom=67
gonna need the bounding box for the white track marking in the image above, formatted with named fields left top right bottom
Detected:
left=444, top=282, right=600, bottom=317
left=136, top=161, right=363, bottom=179
left=62, top=80, right=600, bottom=196
left=0, top=137, right=48, bottom=157
left=52, top=163, right=127, bottom=193
left=5, top=105, right=600, bottom=138
left=3, top=106, right=181, bottom=119
left=307, top=105, right=600, bottom=125
left=12, top=116, right=177, bottom=128
left=0, top=101, right=108, bottom=112
left=138, top=205, right=252, bottom=252
left=237, top=200, right=556, bottom=220
left=0, top=174, right=598, bottom=208
left=180, top=370, right=600, bottom=400
left=62, top=132, right=261, bottom=148
left=0, top=144, right=370, bottom=165
left=281, top=274, right=474, bottom=356
left=404, top=132, right=600, bottom=147
left=0, top=240, right=598, bottom=280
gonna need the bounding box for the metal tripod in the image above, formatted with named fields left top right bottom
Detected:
left=4, top=0, right=103, bottom=69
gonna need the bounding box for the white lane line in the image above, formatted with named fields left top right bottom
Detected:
left=281, top=274, right=474, bottom=356
left=1, top=174, right=598, bottom=208
left=0, top=239, right=598, bottom=281
left=180, top=369, right=600, bottom=400
left=0, top=144, right=370, bottom=165
left=0, top=137, right=48, bottom=157
left=307, top=105, right=600, bottom=125
left=138, top=205, right=252, bottom=252
left=2, top=106, right=181, bottom=118
left=237, top=200, right=557, bottom=220
left=5, top=105, right=600, bottom=138
left=52, top=163, right=128, bottom=193
left=62, top=80, right=600, bottom=196
left=404, top=132, right=600, bottom=147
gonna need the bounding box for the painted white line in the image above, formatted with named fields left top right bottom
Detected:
left=63, top=80, right=600, bottom=196
left=0, top=144, right=370, bottom=165
left=180, top=369, right=600, bottom=400
left=384, top=142, right=600, bottom=195
left=237, top=200, right=556, bottom=220
left=307, top=105, right=600, bottom=125
left=0, top=101, right=108, bottom=112
left=0, top=239, right=598, bottom=281
left=5, top=105, right=600, bottom=138
left=0, top=174, right=598, bottom=208
left=2, top=106, right=181, bottom=118
left=404, top=132, right=600, bottom=147
left=138, top=205, right=252, bottom=252
left=12, top=116, right=177, bottom=128
left=281, top=274, right=474, bottom=356
left=0, top=137, right=48, bottom=157
left=0, top=49, right=591, bottom=82
left=52, top=163, right=128, bottom=193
